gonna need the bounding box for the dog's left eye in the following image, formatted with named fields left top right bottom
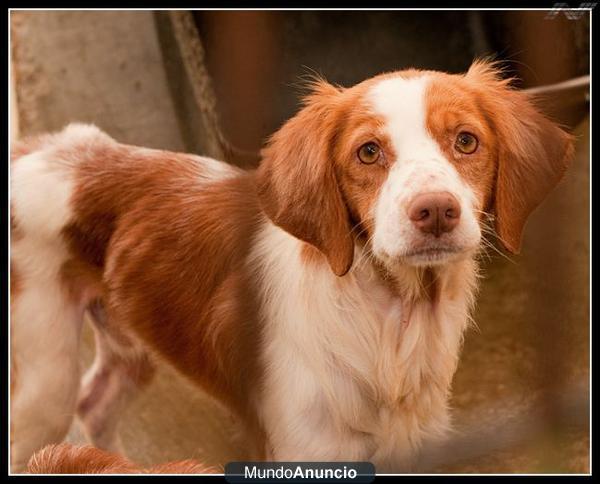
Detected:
left=455, top=132, right=478, bottom=154
left=358, top=142, right=381, bottom=164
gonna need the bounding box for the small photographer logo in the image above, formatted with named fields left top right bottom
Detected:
left=546, top=2, right=596, bottom=19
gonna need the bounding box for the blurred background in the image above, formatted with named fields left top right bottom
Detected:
left=10, top=10, right=590, bottom=474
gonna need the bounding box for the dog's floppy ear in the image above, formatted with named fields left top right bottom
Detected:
left=256, top=79, right=354, bottom=276
left=467, top=60, right=576, bottom=253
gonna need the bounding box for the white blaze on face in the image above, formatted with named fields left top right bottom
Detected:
left=367, top=75, right=481, bottom=265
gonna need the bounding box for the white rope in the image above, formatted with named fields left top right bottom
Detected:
left=524, top=75, right=590, bottom=95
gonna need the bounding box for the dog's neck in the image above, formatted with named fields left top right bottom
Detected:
left=293, top=231, right=479, bottom=327
left=351, top=243, right=478, bottom=316
left=253, top=219, right=479, bottom=372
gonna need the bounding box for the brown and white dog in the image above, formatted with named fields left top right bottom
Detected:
left=10, top=60, right=574, bottom=473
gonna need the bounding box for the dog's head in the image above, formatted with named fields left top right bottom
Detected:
left=257, top=60, right=575, bottom=276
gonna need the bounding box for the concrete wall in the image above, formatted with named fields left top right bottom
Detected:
left=11, top=11, right=185, bottom=150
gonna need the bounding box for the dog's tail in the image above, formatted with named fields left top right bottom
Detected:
left=27, top=443, right=218, bottom=475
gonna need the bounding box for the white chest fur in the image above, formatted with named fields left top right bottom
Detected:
left=250, top=222, right=477, bottom=471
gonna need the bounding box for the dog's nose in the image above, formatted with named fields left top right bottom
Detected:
left=408, top=192, right=461, bottom=237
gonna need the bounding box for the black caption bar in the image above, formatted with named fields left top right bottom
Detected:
left=225, top=462, right=376, bottom=483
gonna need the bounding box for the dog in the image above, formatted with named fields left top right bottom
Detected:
left=10, top=60, right=574, bottom=473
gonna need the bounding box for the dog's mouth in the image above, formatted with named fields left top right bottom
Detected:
left=400, top=245, right=464, bottom=266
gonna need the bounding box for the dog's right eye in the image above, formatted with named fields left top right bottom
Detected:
left=455, top=132, right=478, bottom=154
left=358, top=142, right=381, bottom=164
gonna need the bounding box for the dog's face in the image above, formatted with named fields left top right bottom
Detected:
left=258, top=61, right=574, bottom=276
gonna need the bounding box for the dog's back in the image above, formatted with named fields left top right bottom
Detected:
left=10, top=124, right=265, bottom=471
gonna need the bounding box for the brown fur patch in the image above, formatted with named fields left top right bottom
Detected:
left=332, top=92, right=396, bottom=249
left=425, top=60, right=575, bottom=252
left=56, top=140, right=265, bottom=452
left=28, top=444, right=139, bottom=474
left=27, top=443, right=218, bottom=474
left=256, top=78, right=397, bottom=276
left=425, top=73, right=497, bottom=215
left=256, top=81, right=355, bottom=276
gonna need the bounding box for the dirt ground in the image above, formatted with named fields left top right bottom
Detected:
left=11, top=10, right=590, bottom=474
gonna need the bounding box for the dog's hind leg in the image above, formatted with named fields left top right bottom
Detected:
left=76, top=300, right=155, bottom=454
left=10, top=262, right=86, bottom=473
